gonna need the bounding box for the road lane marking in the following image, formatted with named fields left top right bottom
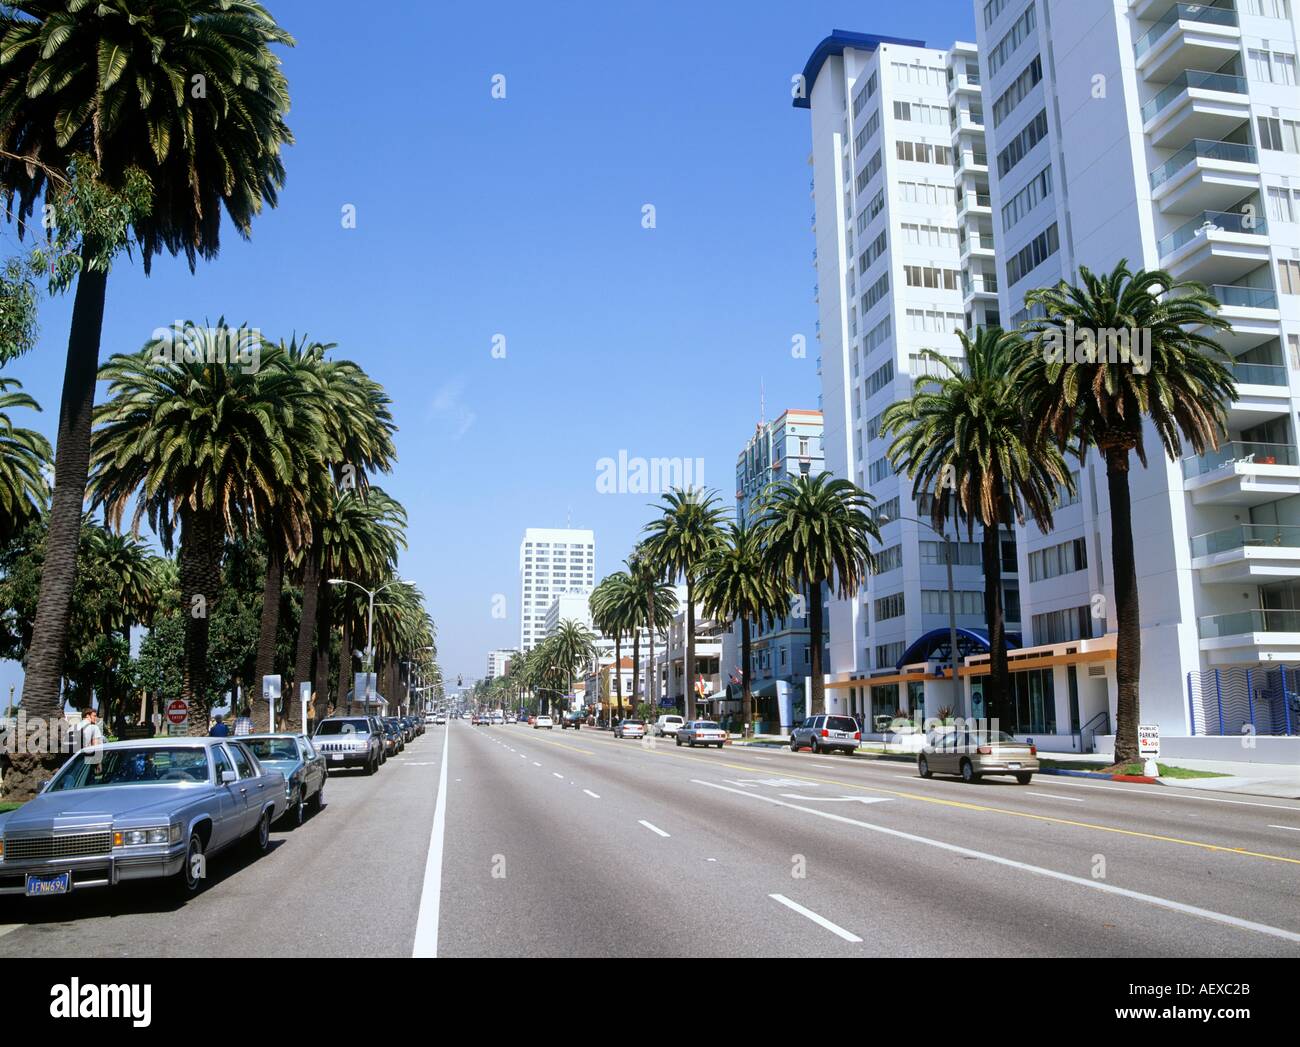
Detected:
left=694, top=780, right=1300, bottom=944
left=1269, top=825, right=1300, bottom=832
left=552, top=772, right=564, bottom=779
left=639, top=820, right=670, bottom=838
left=412, top=717, right=451, bottom=958
left=769, top=894, right=862, bottom=943
left=584, top=790, right=601, bottom=799
left=533, top=762, right=541, bottom=767
left=1027, top=791, right=1084, bottom=802
left=779, top=794, right=892, bottom=805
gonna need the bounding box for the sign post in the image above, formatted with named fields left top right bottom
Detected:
left=300, top=681, right=311, bottom=736
left=166, top=699, right=188, bottom=736
left=262, top=675, right=282, bottom=733
left=1138, top=723, right=1160, bottom=778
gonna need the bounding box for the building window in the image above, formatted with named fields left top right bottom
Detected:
left=1006, top=222, right=1059, bottom=286
left=1028, top=537, right=1088, bottom=582
left=875, top=592, right=906, bottom=621
left=1032, top=605, right=1098, bottom=645
left=997, top=108, right=1049, bottom=177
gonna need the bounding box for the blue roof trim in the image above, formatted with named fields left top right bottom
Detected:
left=897, top=628, right=1022, bottom=671
left=793, top=29, right=928, bottom=110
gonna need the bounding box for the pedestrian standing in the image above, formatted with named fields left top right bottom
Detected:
left=234, top=706, right=253, bottom=736
left=79, top=708, right=105, bottom=751
left=210, top=715, right=231, bottom=738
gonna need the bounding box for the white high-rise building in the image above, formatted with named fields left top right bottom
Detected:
left=975, top=0, right=1300, bottom=741
left=487, top=649, right=516, bottom=680
left=798, top=31, right=1016, bottom=726
left=519, top=528, right=596, bottom=652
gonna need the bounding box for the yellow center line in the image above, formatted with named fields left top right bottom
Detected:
left=593, top=736, right=1300, bottom=867
left=508, top=732, right=595, bottom=757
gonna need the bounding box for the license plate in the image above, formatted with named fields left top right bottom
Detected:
left=330, top=754, right=345, bottom=762
left=1008, top=762, right=1021, bottom=769
left=25, top=871, right=71, bottom=897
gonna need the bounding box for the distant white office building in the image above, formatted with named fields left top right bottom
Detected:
left=519, top=527, right=596, bottom=652
left=487, top=649, right=516, bottom=680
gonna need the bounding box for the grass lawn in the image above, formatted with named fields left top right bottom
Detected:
left=0, top=802, right=22, bottom=814
left=1108, top=762, right=1228, bottom=779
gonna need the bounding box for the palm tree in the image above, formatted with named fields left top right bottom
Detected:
left=89, top=323, right=310, bottom=734
left=1, top=0, right=295, bottom=733
left=642, top=487, right=726, bottom=719
left=626, top=546, right=677, bottom=717
left=758, top=473, right=879, bottom=718
left=0, top=375, right=50, bottom=543
left=697, top=522, right=786, bottom=737
left=83, top=526, right=159, bottom=727
left=882, top=328, right=1074, bottom=724
left=549, top=618, right=598, bottom=711
left=591, top=572, right=637, bottom=721
left=1017, top=261, right=1234, bottom=762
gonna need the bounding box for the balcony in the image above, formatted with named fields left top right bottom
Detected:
left=1203, top=283, right=1283, bottom=359
left=1198, top=608, right=1300, bottom=665
left=1183, top=441, right=1300, bottom=505
left=1135, top=4, right=1241, bottom=83
left=949, top=70, right=981, bottom=96
left=1157, top=209, right=1270, bottom=283
left=1191, top=524, right=1300, bottom=583
left=962, top=274, right=1000, bottom=304
left=959, top=232, right=997, bottom=262
left=957, top=191, right=992, bottom=218
left=1141, top=70, right=1250, bottom=147
left=1149, top=138, right=1259, bottom=215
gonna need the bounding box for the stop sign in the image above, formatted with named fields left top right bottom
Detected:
left=166, top=699, right=188, bottom=726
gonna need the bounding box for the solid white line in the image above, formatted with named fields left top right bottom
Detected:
left=411, top=718, right=451, bottom=958
left=769, top=894, right=862, bottom=943
left=1268, top=824, right=1300, bottom=832
left=639, top=820, right=670, bottom=838
left=1026, top=791, right=1085, bottom=803
left=584, top=789, right=601, bottom=799
left=691, top=779, right=1300, bottom=945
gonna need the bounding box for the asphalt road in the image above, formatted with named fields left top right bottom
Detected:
left=3, top=720, right=1299, bottom=957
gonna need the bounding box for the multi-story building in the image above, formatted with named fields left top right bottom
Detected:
left=797, top=30, right=1022, bottom=729
left=486, top=649, right=516, bottom=680
left=518, top=527, right=595, bottom=652
left=972, top=0, right=1300, bottom=748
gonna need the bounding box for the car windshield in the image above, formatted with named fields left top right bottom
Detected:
left=245, top=738, right=299, bottom=761
left=50, top=747, right=210, bottom=790
left=696, top=722, right=720, bottom=730
left=316, top=720, right=369, bottom=736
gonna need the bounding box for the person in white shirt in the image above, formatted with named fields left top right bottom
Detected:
left=79, top=708, right=105, bottom=750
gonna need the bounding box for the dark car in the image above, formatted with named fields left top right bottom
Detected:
left=560, top=711, right=583, bottom=731
left=312, top=717, right=384, bottom=774
left=790, top=714, right=861, bottom=755
left=381, top=718, right=404, bottom=754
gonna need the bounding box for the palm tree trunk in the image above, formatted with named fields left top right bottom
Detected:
left=808, top=578, right=825, bottom=716
left=293, top=539, right=322, bottom=698
left=180, top=508, right=224, bottom=737
left=741, top=615, right=753, bottom=738
left=15, top=263, right=109, bottom=746
left=630, top=627, right=639, bottom=723
left=613, top=632, right=622, bottom=723
left=1107, top=447, right=1141, bottom=763
left=981, top=523, right=1008, bottom=728
left=252, top=538, right=284, bottom=731
left=337, top=620, right=352, bottom=713
left=646, top=596, right=656, bottom=715
left=685, top=575, right=697, bottom=721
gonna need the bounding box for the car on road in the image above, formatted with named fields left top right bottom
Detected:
left=382, top=718, right=404, bottom=753
left=653, top=714, right=684, bottom=737
left=492, top=714, right=505, bottom=725
left=434, top=714, right=447, bottom=725
left=790, top=715, right=861, bottom=755
left=918, top=729, right=1038, bottom=784
left=676, top=721, right=726, bottom=748
left=533, top=715, right=555, bottom=730
left=507, top=715, right=517, bottom=724
left=424, top=713, right=437, bottom=725
left=243, top=734, right=327, bottom=827
left=0, top=738, right=284, bottom=899
left=312, top=717, right=384, bottom=774
left=561, top=711, right=583, bottom=730
left=613, top=719, right=645, bottom=739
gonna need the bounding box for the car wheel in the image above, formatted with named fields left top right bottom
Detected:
left=1015, top=772, right=1033, bottom=785
left=715, top=743, right=724, bottom=749
left=675, top=735, right=682, bottom=746
left=177, top=831, right=206, bottom=897
left=918, top=755, right=932, bottom=779
left=366, top=754, right=378, bottom=776
left=960, top=759, right=978, bottom=783
left=810, top=738, right=821, bottom=755
left=248, top=810, right=271, bottom=855
left=790, top=737, right=799, bottom=752
left=311, top=781, right=325, bottom=811
left=292, top=789, right=306, bottom=827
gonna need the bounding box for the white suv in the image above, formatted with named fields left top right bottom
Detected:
left=653, top=715, right=685, bottom=737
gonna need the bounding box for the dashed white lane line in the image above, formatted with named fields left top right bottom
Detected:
left=1026, top=791, right=1085, bottom=803
left=769, top=894, right=862, bottom=943
left=552, top=772, right=564, bottom=779
left=1268, top=824, right=1300, bottom=832
left=584, top=790, right=601, bottom=799
left=639, top=820, right=671, bottom=838
left=533, top=762, right=541, bottom=767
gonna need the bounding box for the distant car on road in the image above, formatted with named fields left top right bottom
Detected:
left=424, top=713, right=437, bottom=725
left=613, top=719, right=645, bottom=740
left=0, top=738, right=284, bottom=899
left=534, top=715, right=554, bottom=730
left=790, top=715, right=861, bottom=755
left=653, top=715, right=684, bottom=737
left=312, top=717, right=384, bottom=774
left=561, top=712, right=583, bottom=730
left=243, top=734, right=327, bottom=827
left=435, top=714, right=447, bottom=725
left=918, top=729, right=1038, bottom=784
left=676, top=721, right=726, bottom=748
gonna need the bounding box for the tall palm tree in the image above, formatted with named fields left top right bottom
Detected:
left=591, top=572, right=637, bottom=720
left=882, top=328, right=1074, bottom=724
left=83, top=525, right=159, bottom=726
left=758, top=473, right=879, bottom=718
left=1017, top=261, right=1234, bottom=762
left=0, top=375, right=50, bottom=543
left=89, top=323, right=310, bottom=735
left=697, top=522, right=785, bottom=737
left=642, top=487, right=726, bottom=719
left=1, top=0, right=295, bottom=732
left=549, top=619, right=597, bottom=710
left=626, top=545, right=677, bottom=716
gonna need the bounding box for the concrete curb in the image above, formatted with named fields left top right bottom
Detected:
left=1039, top=767, right=1156, bottom=784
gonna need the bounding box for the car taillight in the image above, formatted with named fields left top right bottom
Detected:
left=1029, top=745, right=1037, bottom=756
left=854, top=732, right=861, bottom=741
left=821, top=729, right=829, bottom=738
left=977, top=745, right=992, bottom=755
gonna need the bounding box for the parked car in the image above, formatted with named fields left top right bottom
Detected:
left=561, top=711, right=583, bottom=730
left=435, top=714, right=447, bottom=725
left=918, top=729, right=1038, bottom=784
left=790, top=715, right=861, bottom=755
left=312, top=717, right=384, bottom=774
left=382, top=718, right=404, bottom=753
left=613, top=719, right=645, bottom=739
left=653, top=715, right=684, bottom=737
left=676, top=721, right=726, bottom=748
left=534, top=715, right=555, bottom=730
left=0, top=738, right=284, bottom=899
left=243, top=734, right=327, bottom=827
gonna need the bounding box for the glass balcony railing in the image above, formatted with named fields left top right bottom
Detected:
left=1211, top=283, right=1278, bottom=310
left=1141, top=70, right=1248, bottom=123
left=1158, top=209, right=1267, bottom=257
left=1191, top=523, right=1300, bottom=557
left=1149, top=138, right=1256, bottom=189
left=1182, top=441, right=1298, bottom=478
left=1135, top=3, right=1239, bottom=60
left=1230, top=360, right=1287, bottom=386
left=1200, top=608, right=1300, bottom=637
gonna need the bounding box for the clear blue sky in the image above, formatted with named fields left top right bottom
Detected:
left=0, top=0, right=975, bottom=699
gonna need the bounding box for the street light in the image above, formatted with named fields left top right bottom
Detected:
left=878, top=515, right=963, bottom=718
left=328, top=578, right=415, bottom=707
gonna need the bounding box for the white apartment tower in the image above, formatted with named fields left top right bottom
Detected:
left=799, top=31, right=1017, bottom=720
left=519, top=528, right=596, bottom=652
left=975, top=0, right=1300, bottom=737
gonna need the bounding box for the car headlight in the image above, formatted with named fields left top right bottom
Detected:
left=115, top=826, right=175, bottom=847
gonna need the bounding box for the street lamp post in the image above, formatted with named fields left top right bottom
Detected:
left=328, top=578, right=415, bottom=710
left=879, top=515, right=963, bottom=719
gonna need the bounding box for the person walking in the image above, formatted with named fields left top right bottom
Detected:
left=210, top=715, right=231, bottom=738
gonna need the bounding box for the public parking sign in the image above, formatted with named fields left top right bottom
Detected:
left=1138, top=723, right=1160, bottom=758
left=166, top=699, right=188, bottom=726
